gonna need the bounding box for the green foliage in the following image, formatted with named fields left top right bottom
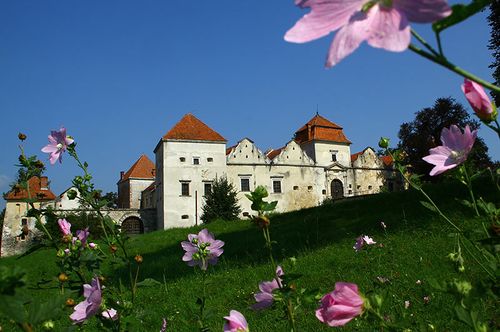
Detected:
left=201, top=176, right=241, bottom=223
left=42, top=210, right=106, bottom=240
left=433, top=0, right=491, bottom=33
left=488, top=0, right=500, bottom=104
left=245, top=185, right=278, bottom=213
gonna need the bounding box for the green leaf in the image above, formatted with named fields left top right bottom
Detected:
left=420, top=201, right=437, bottom=213
left=454, top=305, right=474, bottom=328
left=433, top=0, right=492, bottom=33
left=0, top=295, right=27, bottom=322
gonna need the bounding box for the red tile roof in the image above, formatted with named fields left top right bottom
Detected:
left=266, top=147, right=284, bottom=160
left=380, top=155, right=394, bottom=167
left=295, top=114, right=351, bottom=144
left=351, top=151, right=364, bottom=162
left=121, top=155, right=155, bottom=181
left=226, top=144, right=237, bottom=156
left=163, top=113, right=226, bottom=142
left=4, top=176, right=56, bottom=201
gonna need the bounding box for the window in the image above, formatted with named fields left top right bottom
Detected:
left=193, top=157, right=200, bottom=165
left=293, top=186, right=299, bottom=190
left=368, top=185, right=373, bottom=190
left=181, top=182, right=190, bottom=196
left=241, top=178, right=250, bottom=192
left=204, top=182, right=212, bottom=196
left=180, top=157, right=186, bottom=162
left=21, top=218, right=28, bottom=226
left=330, top=150, right=338, bottom=162
left=181, top=215, right=189, bottom=219
left=273, top=180, right=282, bottom=193
left=207, top=157, right=213, bottom=162
left=322, top=189, right=326, bottom=195
left=308, top=186, right=313, bottom=191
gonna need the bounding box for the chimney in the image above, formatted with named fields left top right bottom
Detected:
left=120, top=171, right=124, bottom=180
left=40, top=176, right=49, bottom=190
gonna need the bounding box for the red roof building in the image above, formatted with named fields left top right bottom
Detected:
left=294, top=114, right=351, bottom=145
left=4, top=176, right=56, bottom=201
left=162, top=113, right=226, bottom=142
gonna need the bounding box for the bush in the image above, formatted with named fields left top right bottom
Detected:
left=42, top=210, right=105, bottom=240
left=201, top=176, right=241, bottom=223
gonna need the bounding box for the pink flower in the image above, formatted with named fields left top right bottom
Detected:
left=353, top=235, right=376, bottom=251
left=422, top=125, right=477, bottom=176
left=102, top=308, right=118, bottom=320
left=461, top=79, right=497, bottom=123
left=88, top=242, right=97, bottom=249
left=285, top=0, right=451, bottom=67
left=76, top=228, right=90, bottom=246
left=57, top=218, right=72, bottom=236
left=160, top=318, right=167, bottom=332
left=70, top=277, right=102, bottom=324
left=181, top=228, right=224, bottom=270
left=41, top=127, right=74, bottom=165
left=223, top=310, right=249, bottom=332
left=316, top=282, right=364, bottom=326
left=252, top=266, right=284, bottom=310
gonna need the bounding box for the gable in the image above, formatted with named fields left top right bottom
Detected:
left=270, top=140, right=315, bottom=166
left=227, top=138, right=269, bottom=164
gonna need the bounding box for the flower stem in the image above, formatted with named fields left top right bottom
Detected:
left=408, top=44, right=500, bottom=93
left=286, top=298, right=297, bottom=332
left=411, top=29, right=439, bottom=57
left=462, top=165, right=480, bottom=216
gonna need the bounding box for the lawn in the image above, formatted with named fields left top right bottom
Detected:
left=0, top=177, right=497, bottom=331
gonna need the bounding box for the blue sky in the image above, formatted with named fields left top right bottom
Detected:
left=0, top=1, right=498, bottom=210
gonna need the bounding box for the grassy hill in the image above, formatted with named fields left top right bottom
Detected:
left=0, top=178, right=497, bottom=331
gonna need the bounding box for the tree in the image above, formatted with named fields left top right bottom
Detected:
left=397, top=97, right=492, bottom=179
left=102, top=192, right=118, bottom=208
left=201, top=177, right=241, bottom=223
left=488, top=0, right=500, bottom=105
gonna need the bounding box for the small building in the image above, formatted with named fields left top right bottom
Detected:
left=1, top=176, right=56, bottom=256
left=117, top=155, right=155, bottom=209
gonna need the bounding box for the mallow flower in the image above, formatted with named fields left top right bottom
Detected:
left=285, top=0, right=451, bottom=67
left=70, top=277, right=102, bottom=324
left=422, top=125, right=477, bottom=176
left=41, top=127, right=74, bottom=165
left=58, top=218, right=72, bottom=236
left=316, top=282, right=364, bottom=326
left=223, top=310, right=249, bottom=332
left=252, top=265, right=284, bottom=310
left=102, top=308, right=118, bottom=320
left=461, top=79, right=497, bottom=123
left=353, top=235, right=376, bottom=252
left=181, top=228, right=224, bottom=270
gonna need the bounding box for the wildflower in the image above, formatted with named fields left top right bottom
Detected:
left=102, top=308, right=118, bottom=321
left=416, top=279, right=422, bottom=285
left=252, top=266, right=284, bottom=310
left=284, top=0, right=451, bottom=67
left=57, top=219, right=72, bottom=236
left=134, top=255, right=143, bottom=264
left=181, top=229, right=224, bottom=270
left=110, top=244, right=118, bottom=254
left=41, top=127, right=74, bottom=165
left=353, top=235, right=376, bottom=252
left=70, top=277, right=102, bottom=324
left=380, top=221, right=387, bottom=230
left=64, top=248, right=70, bottom=255
left=422, top=125, right=477, bottom=176
left=88, top=242, right=97, bottom=249
left=462, top=79, right=497, bottom=123
left=376, top=276, right=390, bottom=284
left=316, top=282, right=364, bottom=327
left=404, top=300, right=410, bottom=309
left=160, top=318, right=167, bottom=332
left=76, top=228, right=89, bottom=246
left=223, top=310, right=249, bottom=332
left=423, top=295, right=430, bottom=304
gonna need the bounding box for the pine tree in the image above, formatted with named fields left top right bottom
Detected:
left=201, top=176, right=242, bottom=223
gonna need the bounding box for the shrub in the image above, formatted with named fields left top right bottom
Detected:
left=201, top=176, right=241, bottom=223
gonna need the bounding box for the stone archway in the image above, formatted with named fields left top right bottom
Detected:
left=121, top=217, right=144, bottom=235
left=330, top=179, right=344, bottom=199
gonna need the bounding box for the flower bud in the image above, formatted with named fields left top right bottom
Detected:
left=453, top=280, right=472, bottom=296
left=42, top=320, right=55, bottom=330
left=18, top=132, right=27, bottom=141
left=134, top=255, right=143, bottom=264
left=66, top=298, right=76, bottom=307
left=56, top=249, right=65, bottom=257
left=254, top=216, right=270, bottom=229
left=378, top=137, right=390, bottom=149
left=110, top=244, right=118, bottom=253
left=462, top=79, right=497, bottom=123
left=88, top=242, right=97, bottom=249
left=58, top=273, right=69, bottom=283
left=34, top=160, right=45, bottom=169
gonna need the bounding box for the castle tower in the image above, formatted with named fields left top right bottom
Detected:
left=117, top=154, right=155, bottom=209
left=154, top=114, right=227, bottom=229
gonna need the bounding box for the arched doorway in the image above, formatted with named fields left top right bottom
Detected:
left=121, top=217, right=144, bottom=235
left=331, top=179, right=344, bottom=199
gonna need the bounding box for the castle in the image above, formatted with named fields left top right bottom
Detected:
left=1, top=113, right=402, bottom=256
left=117, top=113, right=403, bottom=231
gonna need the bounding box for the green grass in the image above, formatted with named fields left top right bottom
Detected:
left=0, top=178, right=497, bottom=331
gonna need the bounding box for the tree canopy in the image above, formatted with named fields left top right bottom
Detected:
left=397, top=97, right=492, bottom=179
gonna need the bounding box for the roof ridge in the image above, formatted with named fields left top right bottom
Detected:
left=163, top=114, right=226, bottom=142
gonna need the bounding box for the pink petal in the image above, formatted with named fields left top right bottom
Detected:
left=393, top=0, right=452, bottom=23
left=366, top=6, right=410, bottom=52
left=285, top=0, right=364, bottom=43
left=326, top=11, right=372, bottom=67
left=41, top=145, right=58, bottom=153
